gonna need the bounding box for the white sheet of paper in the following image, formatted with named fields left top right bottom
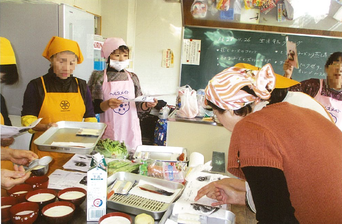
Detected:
left=1, top=118, right=42, bottom=138
left=172, top=171, right=228, bottom=219
left=63, top=154, right=91, bottom=172
left=48, top=169, right=87, bottom=190
left=125, top=96, right=155, bottom=102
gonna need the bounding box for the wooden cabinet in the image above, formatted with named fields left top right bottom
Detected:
left=182, top=0, right=342, bottom=37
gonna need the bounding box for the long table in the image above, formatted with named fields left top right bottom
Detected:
left=33, top=200, right=257, bottom=224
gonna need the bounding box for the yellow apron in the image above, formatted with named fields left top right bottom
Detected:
left=0, top=113, right=4, bottom=125
left=31, top=77, right=85, bottom=175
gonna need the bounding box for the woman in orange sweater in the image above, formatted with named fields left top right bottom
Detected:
left=196, top=63, right=342, bottom=223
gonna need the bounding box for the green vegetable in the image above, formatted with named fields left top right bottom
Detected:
left=107, top=160, right=140, bottom=176
left=95, top=138, right=128, bottom=159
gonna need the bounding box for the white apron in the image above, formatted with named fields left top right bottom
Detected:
left=100, top=70, right=142, bottom=150
left=315, top=79, right=342, bottom=131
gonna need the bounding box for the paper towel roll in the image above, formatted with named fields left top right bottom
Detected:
left=189, top=152, right=204, bottom=168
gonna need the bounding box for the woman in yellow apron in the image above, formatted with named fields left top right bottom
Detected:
left=1, top=37, right=38, bottom=194
left=21, top=36, right=97, bottom=175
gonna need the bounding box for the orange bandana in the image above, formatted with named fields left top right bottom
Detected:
left=205, top=63, right=276, bottom=110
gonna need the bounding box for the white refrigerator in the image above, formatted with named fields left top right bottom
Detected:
left=0, top=2, right=94, bottom=116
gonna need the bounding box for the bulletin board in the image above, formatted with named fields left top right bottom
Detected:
left=180, top=26, right=342, bottom=90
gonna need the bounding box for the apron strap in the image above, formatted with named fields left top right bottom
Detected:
left=40, top=76, right=47, bottom=94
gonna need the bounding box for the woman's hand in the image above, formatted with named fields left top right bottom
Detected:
left=194, top=178, right=246, bottom=206
left=100, top=98, right=123, bottom=111
left=108, top=98, right=123, bottom=109
left=1, top=165, right=31, bottom=190
left=9, top=148, right=38, bottom=166
left=211, top=182, right=246, bottom=206
left=283, top=59, right=294, bottom=79
left=32, top=122, right=57, bottom=132
left=1, top=147, right=38, bottom=166
left=143, top=98, right=158, bottom=110
left=1, top=137, right=14, bottom=147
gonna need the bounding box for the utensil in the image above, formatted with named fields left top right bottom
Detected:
left=26, top=156, right=52, bottom=175
left=139, top=184, right=174, bottom=196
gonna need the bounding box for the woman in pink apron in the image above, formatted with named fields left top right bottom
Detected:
left=284, top=52, right=342, bottom=131
left=88, top=37, right=157, bottom=150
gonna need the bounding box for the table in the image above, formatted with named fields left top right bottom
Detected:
left=32, top=200, right=257, bottom=223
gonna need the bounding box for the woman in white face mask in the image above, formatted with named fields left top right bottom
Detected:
left=88, top=37, right=157, bottom=150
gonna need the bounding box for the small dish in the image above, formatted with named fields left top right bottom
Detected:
left=57, top=187, right=86, bottom=207
left=42, top=201, right=75, bottom=224
left=25, top=175, right=49, bottom=189
left=10, top=202, right=39, bottom=224
left=25, top=189, right=57, bottom=211
left=99, top=212, right=132, bottom=224
left=7, top=184, right=33, bottom=203
left=1, top=196, right=18, bottom=223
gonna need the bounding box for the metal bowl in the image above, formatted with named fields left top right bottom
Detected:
left=27, top=156, right=52, bottom=176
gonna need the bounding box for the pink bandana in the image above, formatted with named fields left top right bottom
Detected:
left=205, top=63, right=276, bottom=110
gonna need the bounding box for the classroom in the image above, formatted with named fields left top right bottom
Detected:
left=1, top=0, right=342, bottom=223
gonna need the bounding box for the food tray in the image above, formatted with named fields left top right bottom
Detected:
left=134, top=145, right=187, bottom=162
left=34, top=121, right=106, bottom=154
left=107, top=172, right=184, bottom=220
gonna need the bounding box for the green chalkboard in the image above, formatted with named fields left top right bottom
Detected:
left=181, top=26, right=342, bottom=90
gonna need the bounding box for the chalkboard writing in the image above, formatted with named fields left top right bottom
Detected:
left=181, top=26, right=342, bottom=90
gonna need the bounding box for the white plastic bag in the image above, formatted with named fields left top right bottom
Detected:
left=177, top=85, right=199, bottom=118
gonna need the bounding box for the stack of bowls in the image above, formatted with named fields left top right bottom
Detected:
left=9, top=202, right=39, bottom=224
left=25, top=189, right=57, bottom=212
left=99, top=212, right=132, bottom=224
left=1, top=196, right=17, bottom=224
left=41, top=201, right=75, bottom=224
left=25, top=175, right=49, bottom=189
left=7, top=184, right=33, bottom=203
left=57, top=187, right=87, bottom=207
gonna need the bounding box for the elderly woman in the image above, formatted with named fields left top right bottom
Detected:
left=21, top=36, right=97, bottom=174
left=195, top=64, right=342, bottom=223
left=88, top=37, right=157, bottom=150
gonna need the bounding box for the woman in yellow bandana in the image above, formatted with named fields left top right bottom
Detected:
left=1, top=37, right=38, bottom=193
left=194, top=63, right=342, bottom=223
left=21, top=36, right=97, bottom=175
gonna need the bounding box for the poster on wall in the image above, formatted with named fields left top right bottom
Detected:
left=182, top=39, right=201, bottom=65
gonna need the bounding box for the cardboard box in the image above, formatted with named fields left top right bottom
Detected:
left=86, top=156, right=107, bottom=221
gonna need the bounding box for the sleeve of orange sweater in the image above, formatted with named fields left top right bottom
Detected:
left=242, top=167, right=299, bottom=224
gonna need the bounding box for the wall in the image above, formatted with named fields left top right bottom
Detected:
left=133, top=0, right=182, bottom=105
left=101, top=0, right=182, bottom=105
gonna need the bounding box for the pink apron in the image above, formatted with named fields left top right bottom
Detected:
left=315, top=79, right=342, bottom=131
left=100, top=70, right=142, bottom=150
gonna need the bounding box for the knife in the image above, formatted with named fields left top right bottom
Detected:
left=139, top=184, right=174, bottom=196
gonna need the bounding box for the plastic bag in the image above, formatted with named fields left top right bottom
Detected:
left=177, top=85, right=199, bottom=119
left=140, top=159, right=186, bottom=184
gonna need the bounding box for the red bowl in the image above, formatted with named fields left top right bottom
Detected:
left=57, top=187, right=86, bottom=207
left=25, top=175, right=49, bottom=189
left=7, top=184, right=33, bottom=203
left=1, top=196, right=18, bottom=223
left=25, top=189, right=57, bottom=211
left=10, top=202, right=39, bottom=224
left=42, top=201, right=75, bottom=224
left=99, top=212, right=132, bottom=224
